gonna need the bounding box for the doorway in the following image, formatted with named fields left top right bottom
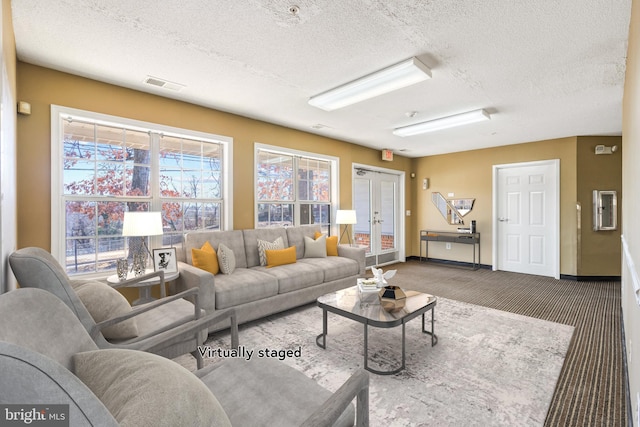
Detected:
left=353, top=165, right=405, bottom=268
left=492, top=159, right=560, bottom=278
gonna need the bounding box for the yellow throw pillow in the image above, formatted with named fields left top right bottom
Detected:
left=266, top=246, right=297, bottom=268
left=191, top=241, right=219, bottom=275
left=315, top=231, right=339, bottom=256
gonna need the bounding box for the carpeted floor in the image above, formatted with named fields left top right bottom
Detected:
left=177, top=260, right=625, bottom=426
left=389, top=260, right=627, bottom=427
left=179, top=295, right=573, bottom=426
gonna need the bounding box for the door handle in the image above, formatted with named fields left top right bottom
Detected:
left=498, top=217, right=509, bottom=222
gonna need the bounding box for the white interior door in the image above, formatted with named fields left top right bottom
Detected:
left=353, top=168, right=402, bottom=268
left=493, top=160, right=559, bottom=278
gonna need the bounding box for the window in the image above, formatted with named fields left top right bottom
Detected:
left=52, top=106, right=232, bottom=277
left=255, top=144, right=337, bottom=233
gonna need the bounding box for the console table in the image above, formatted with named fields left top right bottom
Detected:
left=420, top=230, right=481, bottom=270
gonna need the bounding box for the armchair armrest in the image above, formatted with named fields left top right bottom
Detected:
left=301, top=368, right=369, bottom=427
left=90, top=287, right=201, bottom=342
left=136, top=307, right=239, bottom=357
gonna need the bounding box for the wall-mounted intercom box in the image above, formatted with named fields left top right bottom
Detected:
left=593, top=190, right=617, bottom=231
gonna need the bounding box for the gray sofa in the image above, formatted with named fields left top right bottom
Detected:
left=173, top=225, right=366, bottom=332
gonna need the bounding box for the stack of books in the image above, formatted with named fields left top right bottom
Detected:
left=357, top=278, right=378, bottom=292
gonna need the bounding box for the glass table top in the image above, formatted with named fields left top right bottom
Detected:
left=317, top=286, right=437, bottom=326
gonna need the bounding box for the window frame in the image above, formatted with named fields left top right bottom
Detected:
left=51, top=105, right=233, bottom=278
left=254, top=143, right=339, bottom=234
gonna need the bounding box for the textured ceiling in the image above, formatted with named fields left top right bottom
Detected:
left=10, top=0, right=632, bottom=157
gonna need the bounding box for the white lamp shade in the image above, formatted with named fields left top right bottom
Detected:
left=122, top=211, right=163, bottom=237
left=335, top=210, right=357, bottom=225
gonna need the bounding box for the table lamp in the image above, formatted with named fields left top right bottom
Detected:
left=336, top=210, right=357, bottom=245
left=122, top=211, right=163, bottom=272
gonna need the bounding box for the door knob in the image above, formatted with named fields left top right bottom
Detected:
left=498, top=217, right=509, bottom=222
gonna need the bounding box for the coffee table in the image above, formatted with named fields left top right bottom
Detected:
left=316, top=286, right=437, bottom=375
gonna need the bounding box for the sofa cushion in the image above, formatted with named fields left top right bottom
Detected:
left=184, top=230, right=247, bottom=268
left=217, top=243, right=236, bottom=275
left=192, top=241, right=219, bottom=275
left=73, top=349, right=231, bottom=427
left=257, top=237, right=284, bottom=266
left=266, top=246, right=297, bottom=268
left=286, top=225, right=321, bottom=259
left=299, top=256, right=361, bottom=283
left=74, top=281, right=139, bottom=340
left=255, top=262, right=324, bottom=294
left=304, top=235, right=327, bottom=258
left=214, top=269, right=279, bottom=309
left=111, top=299, right=208, bottom=358
left=315, top=231, right=339, bottom=256
left=243, top=228, right=289, bottom=268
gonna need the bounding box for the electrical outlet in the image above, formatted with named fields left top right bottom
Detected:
left=446, top=243, right=452, bottom=250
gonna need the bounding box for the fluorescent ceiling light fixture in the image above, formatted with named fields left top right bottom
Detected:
left=308, top=57, right=432, bottom=111
left=393, top=109, right=491, bottom=137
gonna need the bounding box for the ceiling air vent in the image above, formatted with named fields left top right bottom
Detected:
left=144, top=76, right=185, bottom=92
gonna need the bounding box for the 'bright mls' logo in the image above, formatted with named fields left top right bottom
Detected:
left=0, top=405, right=69, bottom=426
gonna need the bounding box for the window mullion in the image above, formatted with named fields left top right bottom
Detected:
left=149, top=132, right=162, bottom=211
left=293, top=156, right=299, bottom=226
left=149, top=132, right=162, bottom=249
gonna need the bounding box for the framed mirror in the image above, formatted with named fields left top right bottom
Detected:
left=431, top=192, right=475, bottom=225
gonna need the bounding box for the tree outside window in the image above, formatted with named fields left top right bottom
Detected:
left=61, top=117, right=225, bottom=276
left=256, top=148, right=331, bottom=233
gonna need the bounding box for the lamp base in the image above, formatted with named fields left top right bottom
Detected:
left=339, top=225, right=352, bottom=245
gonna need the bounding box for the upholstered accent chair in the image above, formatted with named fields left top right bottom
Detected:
left=0, top=288, right=370, bottom=426
left=9, top=247, right=234, bottom=368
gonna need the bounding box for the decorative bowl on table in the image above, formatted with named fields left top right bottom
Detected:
left=378, top=285, right=407, bottom=312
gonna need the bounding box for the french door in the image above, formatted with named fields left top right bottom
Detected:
left=353, top=167, right=403, bottom=268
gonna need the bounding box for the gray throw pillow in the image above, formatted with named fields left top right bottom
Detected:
left=304, top=235, right=327, bottom=258
left=74, top=281, right=138, bottom=339
left=257, top=237, right=284, bottom=266
left=217, top=243, right=236, bottom=274
left=73, top=349, right=232, bottom=427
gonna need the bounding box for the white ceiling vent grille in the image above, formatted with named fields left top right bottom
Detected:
left=144, top=76, right=185, bottom=92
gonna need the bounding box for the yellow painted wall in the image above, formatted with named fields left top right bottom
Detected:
left=410, top=137, right=579, bottom=276
left=16, top=63, right=623, bottom=280
left=1, top=0, right=18, bottom=292
left=15, top=62, right=413, bottom=251
left=2, top=0, right=15, bottom=84
left=576, top=136, right=622, bottom=276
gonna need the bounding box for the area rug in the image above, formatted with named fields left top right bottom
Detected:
left=175, top=297, right=574, bottom=426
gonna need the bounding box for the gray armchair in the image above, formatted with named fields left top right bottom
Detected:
left=8, top=247, right=231, bottom=368
left=0, top=288, right=370, bottom=426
